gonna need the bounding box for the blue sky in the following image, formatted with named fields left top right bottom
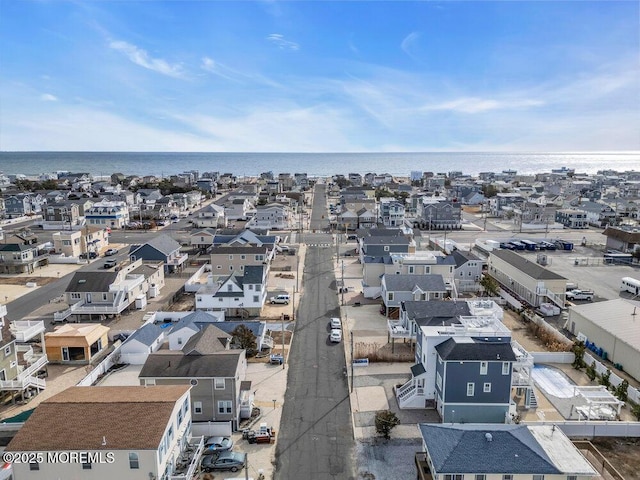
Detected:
left=1, top=1, right=638, bottom=152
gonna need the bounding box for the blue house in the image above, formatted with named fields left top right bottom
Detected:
left=434, top=337, right=516, bottom=423
left=129, top=234, right=188, bottom=273
left=415, top=424, right=598, bottom=480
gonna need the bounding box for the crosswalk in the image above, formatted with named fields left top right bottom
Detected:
left=305, top=243, right=332, bottom=247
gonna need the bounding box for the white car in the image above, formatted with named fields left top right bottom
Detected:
left=270, top=294, right=290, bottom=305
left=330, top=317, right=341, bottom=329
left=330, top=329, right=342, bottom=343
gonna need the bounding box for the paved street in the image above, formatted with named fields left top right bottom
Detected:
left=275, top=183, right=356, bottom=479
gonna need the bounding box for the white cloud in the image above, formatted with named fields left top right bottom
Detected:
left=109, top=40, right=185, bottom=78
left=401, top=31, right=421, bottom=57
left=267, top=34, right=300, bottom=51
left=421, top=97, right=544, bottom=114
left=40, top=93, right=58, bottom=102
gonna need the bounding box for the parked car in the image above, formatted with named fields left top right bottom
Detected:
left=330, top=317, right=341, bottom=329
left=269, top=353, right=284, bottom=365
left=104, top=259, right=117, bottom=269
left=270, top=294, right=290, bottom=305
left=330, top=329, right=342, bottom=343
left=201, top=452, right=245, bottom=473
left=204, top=436, right=233, bottom=453
left=566, top=289, right=594, bottom=301
left=104, top=248, right=118, bottom=256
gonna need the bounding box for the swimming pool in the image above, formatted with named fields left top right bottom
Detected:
left=531, top=365, right=577, bottom=399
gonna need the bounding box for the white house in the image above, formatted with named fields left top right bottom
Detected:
left=248, top=203, right=291, bottom=230
left=195, top=265, right=267, bottom=316
left=119, top=323, right=165, bottom=364
left=85, top=200, right=130, bottom=229
left=6, top=385, right=203, bottom=480
left=192, top=203, right=226, bottom=228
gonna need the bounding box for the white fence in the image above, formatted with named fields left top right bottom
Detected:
left=76, top=343, right=123, bottom=387
left=184, top=263, right=210, bottom=293
left=583, top=352, right=640, bottom=405
left=191, top=421, right=232, bottom=437
left=531, top=352, right=575, bottom=364
left=526, top=420, right=640, bottom=439
left=48, top=254, right=84, bottom=264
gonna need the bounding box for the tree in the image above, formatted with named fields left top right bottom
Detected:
left=571, top=341, right=586, bottom=370
left=585, top=362, right=597, bottom=381
left=481, top=184, right=498, bottom=198
left=631, top=402, right=640, bottom=421
left=479, top=275, right=499, bottom=297
left=599, top=368, right=611, bottom=389
left=231, top=325, right=257, bottom=357
left=615, top=379, right=629, bottom=402
left=374, top=410, right=400, bottom=440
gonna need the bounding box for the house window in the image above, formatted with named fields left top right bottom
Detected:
left=533, top=476, right=544, bottom=480
left=436, top=372, right=442, bottom=390
left=227, top=284, right=233, bottom=291
left=388, top=292, right=394, bottom=301
left=229, top=266, right=234, bottom=271
left=71, top=292, right=81, bottom=300
left=194, top=401, right=203, bottom=414
left=3, top=346, right=10, bottom=357
left=229, top=255, right=233, bottom=260
left=480, top=361, right=488, bottom=375
left=253, top=295, right=259, bottom=302
left=102, top=293, right=108, bottom=301
left=178, top=409, right=183, bottom=425
left=248, top=284, right=253, bottom=290
left=241, top=255, right=246, bottom=260
left=218, top=400, right=233, bottom=414
left=467, top=383, right=475, bottom=396
left=567, top=476, right=577, bottom=480
left=384, top=246, right=389, bottom=251
left=444, top=475, right=463, bottom=480
left=502, top=475, right=513, bottom=480
left=502, top=362, right=510, bottom=375
left=215, top=378, right=225, bottom=389
left=408, top=266, right=415, bottom=274
left=256, top=285, right=261, bottom=292
left=484, top=382, right=491, bottom=393
left=183, top=398, right=189, bottom=413
left=168, top=425, right=174, bottom=442
left=475, top=476, right=486, bottom=480
left=129, top=452, right=139, bottom=469
left=177, top=337, right=183, bottom=345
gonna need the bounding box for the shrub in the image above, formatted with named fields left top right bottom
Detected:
left=615, top=380, right=629, bottom=402
left=585, top=362, right=597, bottom=381
left=571, top=341, right=586, bottom=370
left=375, top=410, right=400, bottom=439
left=599, top=369, right=612, bottom=389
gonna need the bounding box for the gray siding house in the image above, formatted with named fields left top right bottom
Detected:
left=434, top=337, right=516, bottom=423
left=139, top=324, right=249, bottom=430
left=381, top=274, right=447, bottom=315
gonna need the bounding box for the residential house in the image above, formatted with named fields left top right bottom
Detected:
left=415, top=424, right=598, bottom=480
left=359, top=229, right=412, bottom=264
left=489, top=192, right=523, bottom=217
left=195, top=265, right=267, bottom=317
left=380, top=274, right=447, bottom=316
left=119, top=323, right=165, bottom=365
left=0, top=305, right=48, bottom=403
left=577, top=201, right=616, bottom=226
left=0, top=231, right=48, bottom=274
left=139, top=325, right=250, bottom=430
left=336, top=209, right=359, bottom=232
left=211, top=230, right=278, bottom=250
left=356, top=207, right=377, bottom=228
left=45, top=323, right=109, bottom=364
left=248, top=203, right=291, bottom=230
left=555, top=208, right=588, bottom=229
left=362, top=252, right=455, bottom=299
left=3, top=193, right=34, bottom=218
left=393, top=300, right=535, bottom=419
left=42, top=202, right=81, bottom=228
left=192, top=203, right=226, bottom=228
left=224, top=198, right=255, bottom=221
left=488, top=249, right=567, bottom=308
left=55, top=259, right=165, bottom=322
left=451, top=250, right=484, bottom=293
left=52, top=226, right=109, bottom=259
left=434, top=336, right=516, bottom=422
left=379, top=198, right=406, bottom=227
left=6, top=385, right=201, bottom=480
left=209, top=246, right=273, bottom=274
left=85, top=200, right=130, bottom=229
left=190, top=228, right=218, bottom=251
left=419, top=200, right=462, bottom=230
left=129, top=234, right=188, bottom=273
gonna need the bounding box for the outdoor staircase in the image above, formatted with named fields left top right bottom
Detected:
left=396, top=379, right=425, bottom=409
left=526, top=388, right=538, bottom=409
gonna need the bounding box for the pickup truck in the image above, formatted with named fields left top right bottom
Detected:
left=566, top=289, right=594, bottom=301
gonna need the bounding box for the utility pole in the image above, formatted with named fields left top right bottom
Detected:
left=341, top=260, right=345, bottom=306
left=350, top=331, right=354, bottom=393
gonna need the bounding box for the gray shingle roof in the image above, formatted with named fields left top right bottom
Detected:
left=383, top=274, right=446, bottom=292
left=242, top=265, right=264, bottom=285
left=491, top=250, right=566, bottom=281
left=419, top=424, right=561, bottom=475
left=124, top=323, right=163, bottom=347
left=451, top=250, right=481, bottom=268
left=435, top=337, right=517, bottom=362
left=182, top=324, right=231, bottom=355
left=130, top=233, right=180, bottom=256
left=402, top=300, right=471, bottom=326
left=65, top=271, right=118, bottom=293
left=172, top=311, right=219, bottom=333
left=362, top=236, right=410, bottom=246
left=139, top=351, right=242, bottom=378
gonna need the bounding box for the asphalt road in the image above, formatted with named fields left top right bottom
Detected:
left=275, top=184, right=356, bottom=479
left=5, top=273, right=73, bottom=322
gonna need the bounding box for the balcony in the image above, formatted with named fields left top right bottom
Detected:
left=388, top=319, right=413, bottom=339
left=0, top=354, right=48, bottom=391
left=10, top=320, right=45, bottom=342
left=167, top=252, right=189, bottom=266
left=415, top=452, right=433, bottom=480
left=169, top=435, right=204, bottom=480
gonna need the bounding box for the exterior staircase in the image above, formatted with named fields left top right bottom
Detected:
left=395, top=378, right=426, bottom=409
left=526, top=387, right=538, bottom=409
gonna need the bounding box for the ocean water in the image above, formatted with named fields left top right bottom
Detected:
left=0, top=151, right=638, bottom=177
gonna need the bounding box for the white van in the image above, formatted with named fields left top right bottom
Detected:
left=270, top=294, right=290, bottom=305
